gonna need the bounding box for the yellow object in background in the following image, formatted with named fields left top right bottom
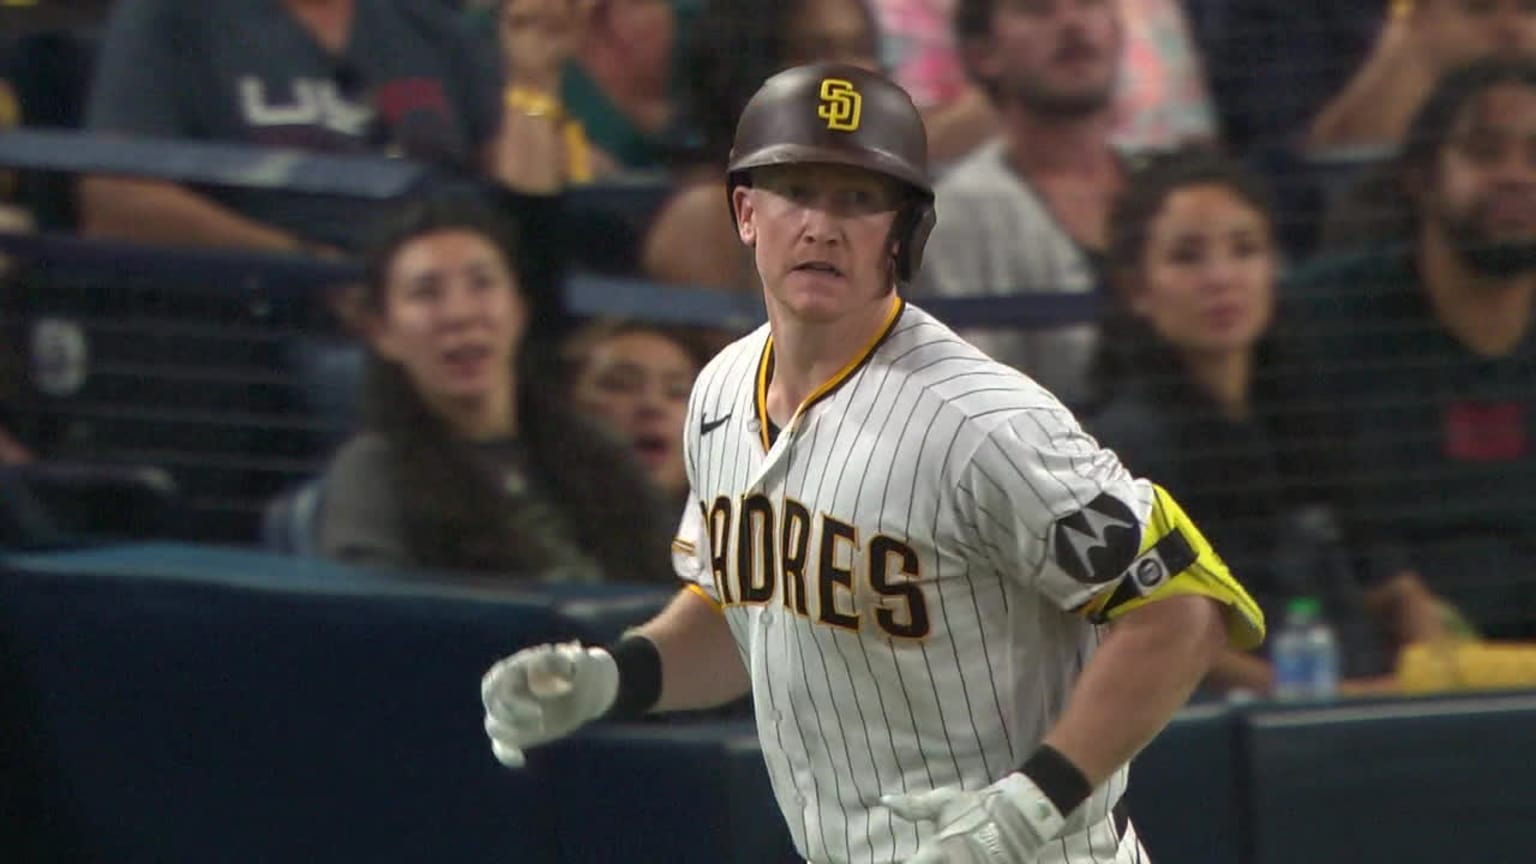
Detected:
left=1398, top=641, right=1536, bottom=694
left=504, top=86, right=594, bottom=185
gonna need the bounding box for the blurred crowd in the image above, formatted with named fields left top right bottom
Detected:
left=2, top=0, right=1536, bottom=700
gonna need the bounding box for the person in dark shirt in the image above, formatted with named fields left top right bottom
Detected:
left=80, top=0, right=516, bottom=255
left=1290, top=58, right=1536, bottom=639
left=1090, top=150, right=1454, bottom=697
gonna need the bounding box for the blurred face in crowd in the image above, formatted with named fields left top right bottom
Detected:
left=499, top=0, right=585, bottom=79
left=1418, top=0, right=1536, bottom=68
left=975, top=0, right=1123, bottom=117
left=783, top=0, right=881, bottom=71
left=571, top=328, right=698, bottom=498
left=598, top=0, right=676, bottom=88
left=1426, top=81, right=1536, bottom=277
left=370, top=229, right=527, bottom=426
left=734, top=163, right=905, bottom=323
left=1129, top=183, right=1277, bottom=358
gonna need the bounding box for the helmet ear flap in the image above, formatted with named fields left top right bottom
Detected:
left=891, top=200, right=936, bottom=284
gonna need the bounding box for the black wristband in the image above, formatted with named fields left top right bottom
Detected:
left=602, top=634, right=663, bottom=721
left=1020, top=745, right=1092, bottom=817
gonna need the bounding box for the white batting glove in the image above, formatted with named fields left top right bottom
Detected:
left=480, top=641, right=619, bottom=768
left=882, top=773, right=1066, bottom=864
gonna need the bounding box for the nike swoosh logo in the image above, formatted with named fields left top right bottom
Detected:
left=700, top=413, right=732, bottom=435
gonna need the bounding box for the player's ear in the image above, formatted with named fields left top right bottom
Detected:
left=733, top=186, right=758, bottom=247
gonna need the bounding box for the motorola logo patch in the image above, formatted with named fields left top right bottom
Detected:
left=1052, top=493, right=1140, bottom=585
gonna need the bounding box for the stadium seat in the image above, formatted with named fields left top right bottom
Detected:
left=259, top=475, right=326, bottom=557
left=0, top=465, right=63, bottom=548
left=0, top=461, right=181, bottom=547
left=285, top=336, right=364, bottom=450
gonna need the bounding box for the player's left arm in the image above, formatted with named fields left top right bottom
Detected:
left=886, top=407, right=1263, bottom=863
left=1041, top=594, right=1226, bottom=786
left=1053, top=471, right=1267, bottom=781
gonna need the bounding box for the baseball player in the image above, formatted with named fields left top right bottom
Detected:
left=481, top=62, right=1265, bottom=864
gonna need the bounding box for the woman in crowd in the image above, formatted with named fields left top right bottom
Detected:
left=563, top=320, right=710, bottom=510
left=317, top=196, right=675, bottom=585
left=1088, top=150, right=1453, bottom=697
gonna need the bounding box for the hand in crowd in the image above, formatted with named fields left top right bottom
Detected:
left=1354, top=0, right=1514, bottom=78
left=499, top=0, right=591, bottom=93
left=493, top=0, right=613, bottom=190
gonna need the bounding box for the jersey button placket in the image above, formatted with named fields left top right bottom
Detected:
left=760, top=611, right=778, bottom=727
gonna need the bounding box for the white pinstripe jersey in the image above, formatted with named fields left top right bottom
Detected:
left=672, top=299, right=1155, bottom=864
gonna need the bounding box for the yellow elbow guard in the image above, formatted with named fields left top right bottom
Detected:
left=1079, top=485, right=1266, bottom=651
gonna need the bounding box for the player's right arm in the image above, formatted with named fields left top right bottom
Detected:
left=626, top=583, right=750, bottom=713
left=480, top=502, right=749, bottom=767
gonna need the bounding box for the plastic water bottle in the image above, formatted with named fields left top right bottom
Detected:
left=1271, top=596, right=1341, bottom=701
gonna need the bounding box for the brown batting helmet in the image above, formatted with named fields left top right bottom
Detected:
left=727, top=63, right=936, bottom=283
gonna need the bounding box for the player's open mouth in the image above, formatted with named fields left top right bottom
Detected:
left=793, top=261, right=844, bottom=277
